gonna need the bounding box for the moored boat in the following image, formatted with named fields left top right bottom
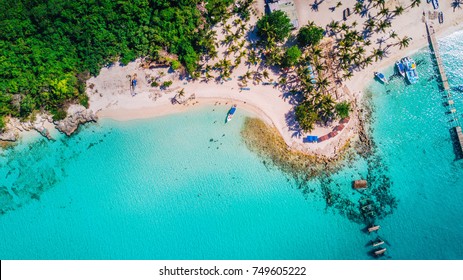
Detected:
left=372, top=238, right=385, bottom=247
left=368, top=225, right=380, bottom=233
left=374, top=72, right=388, bottom=84
left=374, top=247, right=387, bottom=256
left=226, top=104, right=237, bottom=123
left=401, top=57, right=419, bottom=84
left=395, top=61, right=406, bottom=77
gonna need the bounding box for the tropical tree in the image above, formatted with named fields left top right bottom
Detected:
left=335, top=101, right=351, bottom=119
left=295, top=101, right=319, bottom=132
left=256, top=11, right=292, bottom=43
left=297, top=24, right=325, bottom=47
left=397, top=36, right=412, bottom=49
left=281, top=46, right=302, bottom=68
left=408, top=0, right=422, bottom=9
left=371, top=48, right=385, bottom=61
left=393, top=5, right=405, bottom=16
left=354, top=2, right=363, bottom=14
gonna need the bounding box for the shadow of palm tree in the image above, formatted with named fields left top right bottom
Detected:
left=285, top=108, right=304, bottom=138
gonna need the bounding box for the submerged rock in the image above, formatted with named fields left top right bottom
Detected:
left=54, top=105, right=98, bottom=136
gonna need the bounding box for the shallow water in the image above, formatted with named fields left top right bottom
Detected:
left=1, top=30, right=463, bottom=260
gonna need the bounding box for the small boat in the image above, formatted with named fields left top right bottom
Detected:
left=432, top=0, right=439, bottom=10
left=361, top=204, right=372, bottom=211
left=401, top=57, right=419, bottom=84
left=226, top=104, right=237, bottom=123
left=374, top=248, right=387, bottom=256
left=438, top=11, right=444, bottom=24
left=368, top=225, right=380, bottom=233
left=374, top=72, right=388, bottom=84
left=395, top=61, right=406, bottom=78
left=372, top=238, right=385, bottom=247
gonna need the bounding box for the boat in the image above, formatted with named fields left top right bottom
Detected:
left=368, top=225, right=380, bottom=233
left=226, top=104, right=237, bottom=123
left=372, top=238, right=385, bottom=247
left=395, top=61, right=406, bottom=77
left=438, top=11, right=444, bottom=24
left=374, top=72, right=388, bottom=84
left=374, top=248, right=387, bottom=256
left=432, top=0, right=439, bottom=10
left=401, top=57, right=419, bottom=84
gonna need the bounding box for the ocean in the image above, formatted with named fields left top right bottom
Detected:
left=1, top=30, right=463, bottom=260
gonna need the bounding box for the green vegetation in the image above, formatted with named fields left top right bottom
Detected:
left=295, top=102, right=319, bottom=132
left=297, top=24, right=325, bottom=47
left=161, top=81, right=173, bottom=89
left=256, top=11, right=292, bottom=43
left=281, top=46, right=302, bottom=68
left=335, top=101, right=351, bottom=119
left=0, top=0, right=234, bottom=125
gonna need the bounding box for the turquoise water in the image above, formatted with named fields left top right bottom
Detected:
left=2, top=30, right=463, bottom=259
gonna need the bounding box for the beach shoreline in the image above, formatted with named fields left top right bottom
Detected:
left=3, top=1, right=463, bottom=158
left=86, top=1, right=463, bottom=158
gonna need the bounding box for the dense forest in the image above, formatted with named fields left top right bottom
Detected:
left=0, top=0, right=233, bottom=130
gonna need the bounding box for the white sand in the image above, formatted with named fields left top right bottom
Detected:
left=88, top=0, right=463, bottom=158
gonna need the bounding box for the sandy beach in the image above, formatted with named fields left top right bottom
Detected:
left=86, top=0, right=463, bottom=158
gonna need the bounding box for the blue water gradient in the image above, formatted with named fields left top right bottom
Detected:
left=1, top=30, right=463, bottom=259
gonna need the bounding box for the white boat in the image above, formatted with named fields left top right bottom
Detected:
left=395, top=61, right=406, bottom=78
left=432, top=0, right=439, bottom=10
left=374, top=248, right=387, bottom=256
left=372, top=238, right=385, bottom=247
left=226, top=104, right=237, bottom=123
left=368, top=225, right=380, bottom=233
left=402, top=57, right=419, bottom=84
left=374, top=72, right=388, bottom=84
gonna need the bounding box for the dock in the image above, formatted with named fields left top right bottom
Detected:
left=455, top=126, right=463, bottom=155
left=426, top=22, right=463, bottom=156
left=426, top=22, right=449, bottom=90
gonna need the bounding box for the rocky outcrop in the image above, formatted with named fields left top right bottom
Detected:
left=0, top=130, right=18, bottom=142
left=54, top=105, right=98, bottom=136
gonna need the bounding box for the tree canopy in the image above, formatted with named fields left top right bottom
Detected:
left=295, top=101, right=319, bottom=132
left=256, top=11, right=292, bottom=43
left=0, top=0, right=233, bottom=130
left=297, top=24, right=325, bottom=47
left=281, top=46, right=301, bottom=68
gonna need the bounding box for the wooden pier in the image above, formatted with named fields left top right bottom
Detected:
left=426, top=22, right=450, bottom=91
left=426, top=22, right=463, bottom=157
left=455, top=126, right=463, bottom=155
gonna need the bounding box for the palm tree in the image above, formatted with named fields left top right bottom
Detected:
left=388, top=30, right=398, bottom=40
left=371, top=48, right=385, bottom=61
left=354, top=2, right=363, bottom=14
left=223, top=24, right=232, bottom=34
left=343, top=71, right=354, bottom=80
left=316, top=76, right=330, bottom=93
left=379, top=7, right=390, bottom=18
left=393, top=5, right=405, bottom=16
left=376, top=20, right=389, bottom=33
left=397, top=36, right=412, bottom=49
left=408, top=0, right=421, bottom=9
left=318, top=95, right=336, bottom=122
left=452, top=1, right=463, bottom=10
left=263, top=70, right=269, bottom=80
left=365, top=18, right=376, bottom=31
left=177, top=88, right=185, bottom=98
